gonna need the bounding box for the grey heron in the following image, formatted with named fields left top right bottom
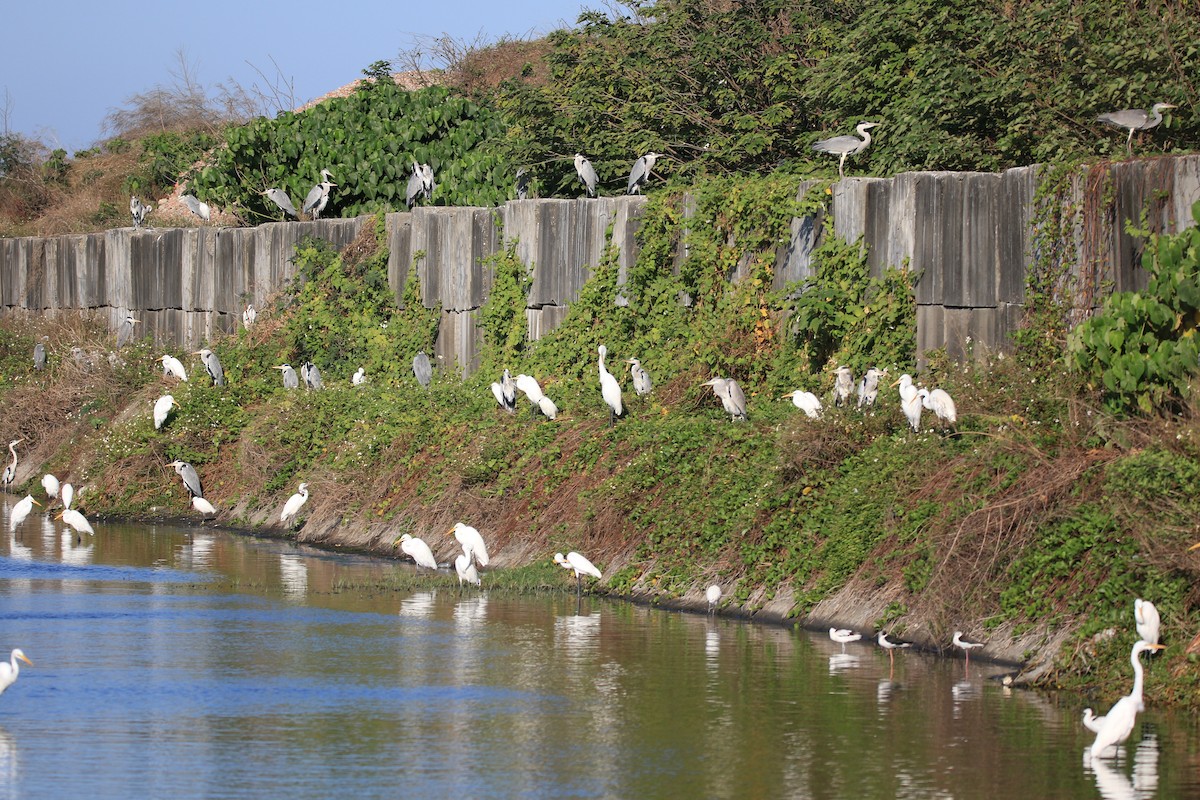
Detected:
left=413, top=352, right=432, bottom=387
left=833, top=365, right=854, bottom=407
left=167, top=460, right=203, bottom=498
left=625, top=358, right=652, bottom=396
left=116, top=315, right=139, bottom=348
left=2, top=439, right=21, bottom=487
left=857, top=368, right=885, bottom=408
left=160, top=355, right=188, bottom=382
left=490, top=369, right=517, bottom=412
left=515, top=168, right=531, bottom=200
left=261, top=188, right=299, bottom=219
left=0, top=649, right=32, bottom=695
left=597, top=345, right=624, bottom=425
left=781, top=390, right=822, bottom=419
left=181, top=193, right=210, bottom=222
left=829, top=627, right=862, bottom=653
left=812, top=121, right=880, bottom=178
left=130, top=195, right=152, bottom=229
left=242, top=304, right=256, bottom=329
left=195, top=349, right=225, bottom=386
left=302, top=169, right=336, bottom=220
left=153, top=394, right=179, bottom=430
left=574, top=154, right=598, bottom=197
left=57, top=508, right=94, bottom=535
left=395, top=533, right=438, bottom=570
left=701, top=376, right=747, bottom=421
left=919, top=387, right=957, bottom=431
left=9, top=495, right=40, bottom=531
left=1097, top=103, right=1176, bottom=154
left=627, top=152, right=661, bottom=195
left=554, top=551, right=602, bottom=595
left=275, top=363, right=299, bottom=390
left=893, top=374, right=921, bottom=432
left=280, top=482, right=309, bottom=525
left=1135, top=598, right=1160, bottom=646
left=300, top=362, right=323, bottom=390
left=33, top=340, right=46, bottom=370
left=405, top=162, right=435, bottom=208
left=450, top=522, right=489, bottom=566
left=1089, top=640, right=1165, bottom=759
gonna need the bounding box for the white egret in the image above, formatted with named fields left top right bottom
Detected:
left=41, top=474, right=59, bottom=501
left=555, top=551, right=602, bottom=594
left=395, top=533, right=438, bottom=571
left=574, top=154, right=598, bottom=198
left=1135, top=598, right=1160, bottom=646
left=877, top=631, right=912, bottom=666
left=302, top=169, right=336, bottom=220
left=2, top=439, right=21, bottom=487
left=597, top=345, right=624, bottom=425
left=450, top=523, right=489, bottom=567
left=1082, top=708, right=1106, bottom=734
left=275, top=364, right=300, bottom=390
left=920, top=387, right=957, bottom=431
left=834, top=366, right=854, bottom=407
left=952, top=631, right=985, bottom=664
left=191, top=496, right=217, bottom=518
left=829, top=627, right=862, bottom=653
left=160, top=355, right=188, bottom=382
left=352, top=367, right=366, bottom=386
left=894, top=374, right=921, bottom=432
left=9, top=495, right=41, bottom=530
left=812, top=121, right=880, bottom=178
left=116, top=314, right=139, bottom=348
left=166, top=461, right=203, bottom=498
left=153, top=395, right=179, bottom=430
left=625, top=358, right=653, bottom=396
left=857, top=368, right=885, bottom=409
left=242, top=303, right=256, bottom=329
left=538, top=395, right=559, bottom=420
left=181, top=193, right=211, bottom=222
left=1097, top=103, right=1176, bottom=154
left=61, top=483, right=74, bottom=510
left=57, top=508, right=94, bottom=536
left=706, top=584, right=722, bottom=613
left=280, top=483, right=309, bottom=526
left=195, top=349, right=225, bottom=386
left=627, top=152, right=661, bottom=195
left=701, top=377, right=748, bottom=421
left=0, top=649, right=32, bottom=695
left=455, top=546, right=481, bottom=586
left=1089, top=640, right=1166, bottom=759
left=782, top=390, right=822, bottom=419
left=490, top=369, right=517, bottom=412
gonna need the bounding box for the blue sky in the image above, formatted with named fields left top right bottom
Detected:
left=1, top=2, right=587, bottom=151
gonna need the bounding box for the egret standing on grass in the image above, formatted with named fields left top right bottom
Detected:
left=395, top=533, right=438, bottom=571
left=1089, top=640, right=1166, bottom=759
left=574, top=154, right=598, bottom=198
left=0, top=649, right=32, bottom=695
left=830, top=627, right=862, bottom=653
left=280, top=483, right=309, bottom=526
left=181, top=194, right=211, bottom=222
left=1135, top=598, right=1160, bottom=646
left=167, top=461, right=203, bottom=498
left=450, top=523, right=489, bottom=567
left=812, top=122, right=880, bottom=178
left=195, top=349, right=225, bottom=387
left=2, top=439, right=21, bottom=487
left=352, top=368, right=366, bottom=386
left=597, top=345, right=624, bottom=425
left=920, top=387, right=957, bottom=432
left=275, top=364, right=299, bottom=390
left=894, top=374, right=922, bottom=432
left=154, top=395, right=179, bottom=430
left=555, top=551, right=602, bottom=595
left=625, top=358, right=652, bottom=397
left=1097, top=103, right=1176, bottom=155
left=701, top=377, right=748, bottom=421
left=303, top=169, right=336, bottom=220
left=627, top=152, right=661, bottom=195
left=9, top=495, right=40, bottom=531
left=160, top=355, right=188, bottom=382
left=782, top=390, right=822, bottom=419
left=262, top=188, right=298, bottom=219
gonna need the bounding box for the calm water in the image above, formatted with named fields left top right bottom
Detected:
left=0, top=506, right=1197, bottom=798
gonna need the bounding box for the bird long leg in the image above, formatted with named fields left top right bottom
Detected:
left=838, top=154, right=846, bottom=178
left=576, top=573, right=582, bottom=597
left=1126, top=128, right=1134, bottom=155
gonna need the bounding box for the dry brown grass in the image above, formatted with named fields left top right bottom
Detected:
left=1, top=149, right=142, bottom=237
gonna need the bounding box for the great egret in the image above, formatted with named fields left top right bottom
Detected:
left=574, top=154, right=598, bottom=198
left=894, top=374, right=921, bottom=432
left=33, top=340, right=46, bottom=371
left=834, top=366, right=854, bottom=407
left=706, top=584, right=722, bottom=613
left=701, top=377, right=748, bottom=421
left=41, top=474, right=59, bottom=500
left=450, top=523, right=490, bottom=567
left=242, top=304, right=256, bottom=329
left=1089, top=640, right=1166, bottom=759
left=57, top=508, right=94, bottom=535
left=857, top=368, right=885, bottom=408
left=281, top=483, right=309, bottom=525
left=130, top=195, right=152, bottom=229
left=9, top=495, right=41, bottom=530
left=1082, top=708, right=1106, bottom=734
left=117, top=315, right=139, bottom=349
left=627, top=152, right=661, bottom=195
left=625, top=358, right=653, bottom=396
left=352, top=367, right=366, bottom=386
left=877, top=631, right=912, bottom=665
left=61, top=483, right=74, bottom=511
left=0, top=649, right=32, bottom=695
left=812, top=121, right=880, bottom=177
left=413, top=352, right=433, bottom=388
left=181, top=193, right=211, bottom=222
left=153, top=395, right=179, bottom=430
left=191, top=496, right=217, bottom=518
left=395, top=533, right=438, bottom=571
left=275, top=364, right=299, bottom=390
left=167, top=460, right=203, bottom=498
left=455, top=546, right=481, bottom=586
left=952, top=631, right=985, bottom=664
left=782, top=390, right=822, bottom=419
left=920, top=387, right=957, bottom=431
left=829, top=627, right=862, bottom=653
left=302, top=169, right=336, bottom=220
left=515, top=374, right=548, bottom=418
left=538, top=396, right=559, bottom=420
left=301, top=362, right=324, bottom=390
left=490, top=369, right=517, bottom=412
left=555, top=551, right=602, bottom=594
left=597, top=345, right=624, bottom=425
left=195, top=349, right=225, bottom=386
left=1097, top=103, right=1176, bottom=154
left=2, top=439, right=20, bottom=487
left=161, top=355, right=188, bottom=382
left=261, top=188, right=298, bottom=219
left=1135, top=599, right=1160, bottom=646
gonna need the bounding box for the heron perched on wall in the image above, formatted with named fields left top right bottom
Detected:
left=167, top=460, right=203, bottom=498
left=261, top=188, right=299, bottom=219
left=515, top=168, right=531, bottom=200
left=701, top=377, right=747, bottom=421
left=195, top=349, right=225, bottom=387
left=574, top=154, right=598, bottom=198
left=181, top=194, right=210, bottom=222
left=1097, top=103, right=1176, bottom=154
left=627, top=152, right=661, bottom=195
left=130, top=196, right=152, bottom=229
left=405, top=162, right=435, bottom=208
left=812, top=122, right=880, bottom=178
left=413, top=352, right=433, bottom=387
left=302, top=169, right=336, bottom=220
left=116, top=315, right=139, bottom=349
left=275, top=363, right=299, bottom=390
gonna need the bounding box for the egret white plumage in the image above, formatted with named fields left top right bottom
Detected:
left=116, top=315, right=138, bottom=349
left=450, top=523, right=489, bottom=567
left=490, top=369, right=517, bottom=412
left=242, top=303, right=256, bottom=329
left=395, top=533, right=438, bottom=571
left=597, top=345, right=624, bottom=425
left=41, top=474, right=59, bottom=501
left=352, top=367, right=366, bottom=386
left=2, top=439, right=20, bottom=487
left=627, top=152, right=661, bottom=195
left=833, top=366, right=854, bottom=407
left=9, top=495, right=40, bottom=530
left=1089, top=640, right=1165, bottom=759
left=538, top=396, right=559, bottom=420
left=1083, top=708, right=1106, bottom=734
left=829, top=627, right=862, bottom=653
left=275, top=363, right=299, bottom=390
left=920, top=387, right=957, bottom=431
left=877, top=631, right=912, bottom=665
left=160, top=355, right=188, bottom=382
left=154, top=395, right=179, bottom=430
left=782, top=390, right=822, bottom=419
left=701, top=377, right=748, bottom=421
left=57, top=508, right=94, bottom=535
left=625, top=358, right=652, bottom=396
left=952, top=631, right=985, bottom=664
left=555, top=551, right=602, bottom=594
left=0, top=649, right=32, bottom=695
left=857, top=368, right=885, bottom=409
left=181, top=193, right=211, bottom=222
left=280, top=483, right=309, bottom=525
left=1097, top=103, right=1176, bottom=154
left=706, top=584, right=722, bottom=613
left=194, top=349, right=225, bottom=387
left=515, top=373, right=545, bottom=412
left=302, top=169, right=336, bottom=220
left=1135, top=598, right=1160, bottom=646
left=166, top=460, right=203, bottom=498
left=574, top=154, right=598, bottom=197
left=413, top=352, right=433, bottom=388
left=191, top=496, right=217, bottom=518
left=894, top=374, right=921, bottom=432
left=455, top=546, right=481, bottom=586
left=812, top=121, right=880, bottom=177
left=261, top=188, right=298, bottom=219
left=61, top=483, right=74, bottom=511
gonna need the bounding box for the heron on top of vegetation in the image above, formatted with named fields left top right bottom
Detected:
left=812, top=121, right=880, bottom=178
left=406, top=162, right=435, bottom=208
left=413, top=352, right=433, bottom=388
left=166, top=460, right=203, bottom=498
left=1097, top=103, right=1176, bottom=154
left=625, top=358, right=652, bottom=396
left=701, top=377, right=747, bottom=421
left=893, top=373, right=921, bottom=432
left=352, top=367, right=366, bottom=386
left=242, top=303, right=256, bottom=329
left=833, top=366, right=854, bottom=407
left=300, top=362, right=324, bottom=391
left=181, top=193, right=210, bottom=222
left=857, top=368, right=885, bottom=408
left=1135, top=598, right=1160, bottom=646
left=490, top=369, right=518, bottom=413
left=597, top=345, right=624, bottom=425
left=160, top=355, right=188, bottom=382
left=130, top=196, right=152, bottom=229
left=153, top=394, right=179, bottom=430
left=195, top=349, right=225, bottom=387
left=627, top=152, right=661, bottom=195
left=261, top=188, right=299, bottom=219
left=41, top=473, right=59, bottom=501
left=574, top=154, right=598, bottom=198
left=2, top=439, right=22, bottom=487
left=275, top=363, right=299, bottom=390
left=280, top=482, right=309, bottom=526
left=302, top=169, right=336, bottom=220
left=919, top=386, right=957, bottom=431
left=116, top=315, right=139, bottom=349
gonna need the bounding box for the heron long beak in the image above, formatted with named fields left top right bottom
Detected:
left=16, top=654, right=31, bottom=666
left=890, top=378, right=901, bottom=387
left=54, top=512, right=63, bottom=521
left=172, top=400, right=180, bottom=408
left=390, top=534, right=404, bottom=547
left=1149, top=643, right=1166, bottom=651
left=32, top=499, right=41, bottom=507
left=1189, top=541, right=1200, bottom=552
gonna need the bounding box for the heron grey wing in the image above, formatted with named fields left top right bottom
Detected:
left=283, top=367, right=299, bottom=389
left=1097, top=109, right=1149, bottom=129
left=207, top=355, right=225, bottom=386
left=116, top=319, right=133, bottom=348
left=406, top=172, right=423, bottom=208
left=303, top=183, right=323, bottom=215
left=413, top=353, right=432, bottom=387
left=727, top=379, right=748, bottom=417
left=577, top=159, right=598, bottom=196
left=516, top=169, right=530, bottom=200
left=309, top=365, right=323, bottom=389
left=33, top=343, right=45, bottom=370
left=812, top=134, right=859, bottom=154
left=181, top=463, right=203, bottom=498
left=627, top=157, right=648, bottom=194
left=267, top=189, right=298, bottom=218
left=182, top=195, right=200, bottom=215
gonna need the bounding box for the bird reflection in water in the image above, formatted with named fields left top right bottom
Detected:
left=279, top=554, right=308, bottom=598
left=1085, top=732, right=1159, bottom=800
left=398, top=591, right=438, bottom=618
left=555, top=612, right=601, bottom=661
left=60, top=530, right=92, bottom=566
left=828, top=653, right=860, bottom=674
left=951, top=679, right=981, bottom=718
left=877, top=679, right=896, bottom=706
left=7, top=530, right=31, bottom=561
left=0, top=725, right=18, bottom=798
left=453, top=595, right=488, bottom=629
